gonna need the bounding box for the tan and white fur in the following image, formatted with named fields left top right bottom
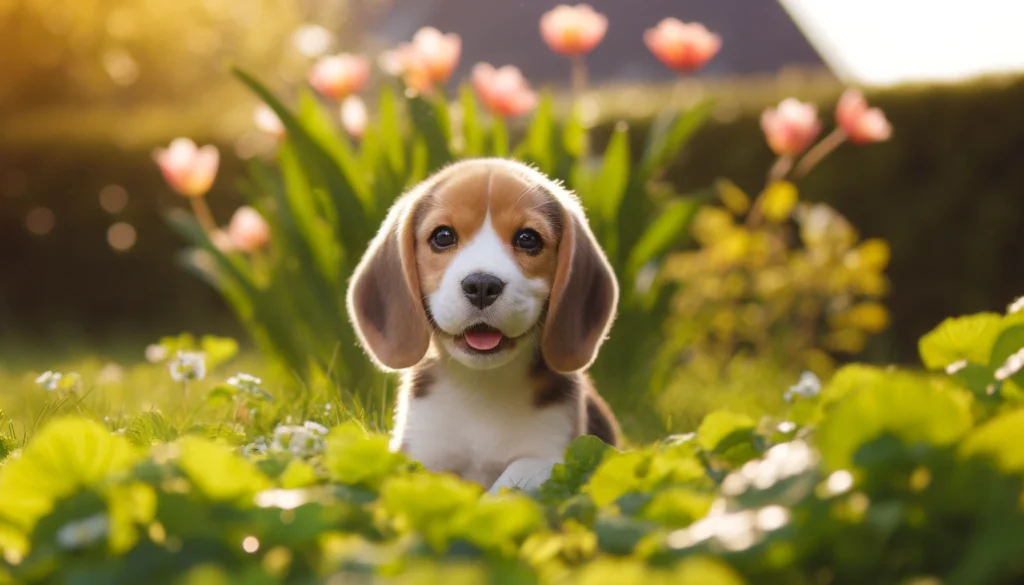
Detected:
left=346, top=158, right=620, bottom=491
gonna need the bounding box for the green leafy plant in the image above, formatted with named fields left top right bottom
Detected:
left=4, top=299, right=1024, bottom=583
left=166, top=68, right=710, bottom=420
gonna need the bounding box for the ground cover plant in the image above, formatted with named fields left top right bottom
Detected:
left=3, top=302, right=1024, bottom=584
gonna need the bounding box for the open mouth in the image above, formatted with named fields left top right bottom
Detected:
left=454, top=323, right=514, bottom=354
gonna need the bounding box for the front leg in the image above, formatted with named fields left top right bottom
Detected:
left=488, top=457, right=561, bottom=494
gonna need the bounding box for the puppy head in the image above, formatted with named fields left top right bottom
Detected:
left=347, top=158, right=618, bottom=373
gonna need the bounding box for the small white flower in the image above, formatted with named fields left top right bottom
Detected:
left=226, top=373, right=272, bottom=400
left=168, top=351, right=206, bottom=382
left=777, top=421, right=797, bottom=434
left=145, top=344, right=170, bottom=363
left=995, top=348, right=1024, bottom=382
left=241, top=441, right=268, bottom=456
left=271, top=424, right=326, bottom=457
left=303, top=421, right=329, bottom=435
left=34, top=371, right=81, bottom=393
left=784, top=371, right=821, bottom=402
left=35, top=371, right=62, bottom=392
left=1008, top=296, right=1024, bottom=315
left=56, top=513, right=109, bottom=550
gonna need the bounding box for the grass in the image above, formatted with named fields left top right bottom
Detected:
left=0, top=347, right=398, bottom=451
left=0, top=340, right=799, bottom=451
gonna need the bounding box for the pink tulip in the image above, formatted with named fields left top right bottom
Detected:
left=836, top=89, right=892, bottom=144
left=153, top=138, right=219, bottom=198
left=410, top=27, right=462, bottom=85
left=253, top=104, right=285, bottom=138
left=471, top=63, right=538, bottom=118
left=211, top=229, right=235, bottom=253
left=644, top=18, right=721, bottom=72
left=308, top=54, right=370, bottom=101
left=383, top=27, right=462, bottom=94
left=760, top=99, right=822, bottom=157
left=227, top=206, right=270, bottom=253
left=540, top=4, right=608, bottom=57
left=341, top=95, right=368, bottom=139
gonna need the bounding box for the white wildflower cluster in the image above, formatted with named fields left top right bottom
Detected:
left=995, top=347, right=1024, bottom=382
left=241, top=436, right=268, bottom=457
left=55, top=513, right=109, bottom=550
left=667, top=500, right=790, bottom=553
left=227, top=373, right=273, bottom=401
left=783, top=371, right=821, bottom=402
left=35, top=371, right=82, bottom=393
left=721, top=440, right=819, bottom=497
left=168, top=351, right=206, bottom=382
left=270, top=421, right=329, bottom=457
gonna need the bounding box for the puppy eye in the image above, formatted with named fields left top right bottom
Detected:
left=514, top=228, right=543, bottom=253
left=429, top=226, right=457, bottom=250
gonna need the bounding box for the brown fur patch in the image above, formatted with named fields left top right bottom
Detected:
left=530, top=349, right=580, bottom=409
left=413, top=163, right=563, bottom=295
left=530, top=348, right=619, bottom=447
left=584, top=385, right=620, bottom=447
left=408, top=361, right=437, bottom=398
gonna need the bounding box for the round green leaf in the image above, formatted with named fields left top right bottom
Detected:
left=817, top=378, right=973, bottom=470
left=918, top=313, right=1003, bottom=370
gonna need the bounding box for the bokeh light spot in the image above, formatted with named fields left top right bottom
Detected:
left=242, top=535, right=260, bottom=553
left=107, top=222, right=137, bottom=252
left=103, top=50, right=140, bottom=87
left=26, top=207, right=56, bottom=236
left=99, top=185, right=129, bottom=214
left=292, top=24, right=332, bottom=58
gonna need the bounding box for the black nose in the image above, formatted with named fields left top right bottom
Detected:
left=461, top=273, right=505, bottom=309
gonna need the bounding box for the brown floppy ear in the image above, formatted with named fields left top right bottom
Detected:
left=346, top=192, right=432, bottom=371
left=542, top=206, right=619, bottom=373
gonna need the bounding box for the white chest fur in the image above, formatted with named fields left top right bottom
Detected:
left=390, top=352, right=576, bottom=487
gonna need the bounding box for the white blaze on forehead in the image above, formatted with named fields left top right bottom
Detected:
left=443, top=210, right=520, bottom=284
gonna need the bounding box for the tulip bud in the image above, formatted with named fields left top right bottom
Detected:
left=644, top=18, right=721, bottom=72
left=227, top=206, right=270, bottom=253
left=340, top=95, right=368, bottom=139
left=836, top=89, right=892, bottom=144
left=760, top=99, right=822, bottom=156
left=308, top=54, right=370, bottom=101
left=471, top=63, right=538, bottom=118
left=540, top=4, right=608, bottom=57
left=153, top=138, right=219, bottom=198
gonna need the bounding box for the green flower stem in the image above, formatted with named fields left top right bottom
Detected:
left=571, top=55, right=591, bottom=160
left=189, top=196, right=217, bottom=235
left=794, top=128, right=848, bottom=179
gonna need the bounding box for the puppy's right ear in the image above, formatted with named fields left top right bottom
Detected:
left=346, top=191, right=432, bottom=371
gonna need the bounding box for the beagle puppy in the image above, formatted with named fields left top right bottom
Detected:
left=346, top=158, right=620, bottom=489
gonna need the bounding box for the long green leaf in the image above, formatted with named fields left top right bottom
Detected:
left=407, top=94, right=452, bottom=172
left=640, top=98, right=713, bottom=180
left=377, top=86, right=406, bottom=176
left=596, top=123, right=631, bottom=224
left=232, top=67, right=372, bottom=251
left=624, top=197, right=701, bottom=288
left=519, top=92, right=556, bottom=174
left=492, top=117, right=509, bottom=158
left=459, top=84, right=484, bottom=158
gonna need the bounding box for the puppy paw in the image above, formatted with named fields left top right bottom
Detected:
left=488, top=457, right=561, bottom=494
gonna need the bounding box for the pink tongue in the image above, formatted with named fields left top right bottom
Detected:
left=464, top=330, right=503, bottom=351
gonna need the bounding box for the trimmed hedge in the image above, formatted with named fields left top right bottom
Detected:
left=2, top=75, right=1023, bottom=363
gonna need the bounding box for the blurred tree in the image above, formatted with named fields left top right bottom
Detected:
left=0, top=0, right=381, bottom=113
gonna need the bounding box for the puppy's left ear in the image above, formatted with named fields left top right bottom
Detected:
left=542, top=205, right=619, bottom=373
